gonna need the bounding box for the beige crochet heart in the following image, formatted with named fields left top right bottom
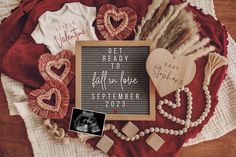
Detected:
left=104, top=10, right=129, bottom=37
left=38, top=50, right=75, bottom=85
left=36, top=88, right=62, bottom=112
left=28, top=80, right=69, bottom=119
left=146, top=48, right=196, bottom=97
left=46, top=59, right=71, bottom=82
left=96, top=4, right=137, bottom=40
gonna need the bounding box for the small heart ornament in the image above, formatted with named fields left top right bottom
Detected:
left=146, top=48, right=196, bottom=97
left=96, top=4, right=137, bottom=40
left=28, top=80, right=69, bottom=119
left=38, top=50, right=75, bottom=85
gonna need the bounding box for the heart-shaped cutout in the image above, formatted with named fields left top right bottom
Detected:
left=146, top=48, right=196, bottom=97
left=105, top=10, right=129, bottom=37
left=46, top=59, right=71, bottom=81
left=41, top=92, right=57, bottom=107
left=38, top=50, right=75, bottom=85
left=50, top=62, right=66, bottom=76
left=96, top=4, right=137, bottom=40
left=28, top=80, right=69, bottom=119
left=110, top=16, right=124, bottom=28
left=37, top=88, right=61, bottom=111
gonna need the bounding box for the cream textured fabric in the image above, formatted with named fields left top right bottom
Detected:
left=0, top=0, right=19, bottom=21
left=14, top=102, right=107, bottom=157
left=1, top=1, right=236, bottom=155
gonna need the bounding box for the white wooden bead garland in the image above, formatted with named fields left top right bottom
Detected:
left=104, top=85, right=212, bottom=141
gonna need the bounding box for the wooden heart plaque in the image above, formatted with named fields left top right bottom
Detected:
left=146, top=48, right=196, bottom=97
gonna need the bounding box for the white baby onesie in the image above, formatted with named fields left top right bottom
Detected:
left=31, top=2, right=98, bottom=54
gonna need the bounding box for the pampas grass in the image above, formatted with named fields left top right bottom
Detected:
left=173, top=34, right=200, bottom=55
left=156, top=9, right=197, bottom=50
left=188, top=45, right=215, bottom=60
left=150, top=0, right=169, bottom=29
left=167, top=28, right=192, bottom=52
left=149, top=2, right=188, bottom=42
left=156, top=16, right=183, bottom=48
left=135, top=0, right=163, bottom=40
left=137, top=0, right=169, bottom=40
left=183, top=38, right=211, bottom=55
left=135, top=1, right=217, bottom=61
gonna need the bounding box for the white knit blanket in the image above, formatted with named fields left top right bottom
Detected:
left=1, top=0, right=236, bottom=156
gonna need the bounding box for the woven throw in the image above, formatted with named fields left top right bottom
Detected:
left=0, top=1, right=236, bottom=156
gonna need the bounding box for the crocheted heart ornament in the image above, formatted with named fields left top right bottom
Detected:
left=28, top=80, right=69, bottom=119
left=38, top=50, right=75, bottom=85
left=96, top=4, right=137, bottom=40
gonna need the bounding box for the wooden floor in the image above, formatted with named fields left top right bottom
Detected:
left=0, top=1, right=236, bottom=157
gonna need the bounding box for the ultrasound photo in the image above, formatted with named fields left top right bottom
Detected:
left=69, top=108, right=106, bottom=136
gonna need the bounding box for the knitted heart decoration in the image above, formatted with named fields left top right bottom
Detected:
left=96, top=4, right=137, bottom=40
left=38, top=50, right=75, bottom=85
left=28, top=80, right=69, bottom=119
left=146, top=48, right=196, bottom=97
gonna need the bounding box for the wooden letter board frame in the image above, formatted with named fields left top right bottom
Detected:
left=76, top=41, right=156, bottom=121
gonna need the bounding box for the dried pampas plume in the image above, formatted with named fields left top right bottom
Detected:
left=184, top=38, right=211, bottom=55
left=135, top=0, right=219, bottom=61
left=188, top=45, right=215, bottom=60
left=135, top=0, right=164, bottom=40
left=173, top=34, right=200, bottom=55
left=204, top=53, right=228, bottom=85
left=167, top=28, right=192, bottom=52
left=157, top=9, right=197, bottom=50
left=150, top=2, right=188, bottom=41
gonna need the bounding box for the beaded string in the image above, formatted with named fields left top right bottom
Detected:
left=104, top=85, right=211, bottom=141
left=43, top=119, right=70, bottom=145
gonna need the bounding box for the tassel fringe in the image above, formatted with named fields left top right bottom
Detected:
left=203, top=53, right=228, bottom=85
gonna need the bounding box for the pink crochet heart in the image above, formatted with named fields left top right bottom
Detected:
left=96, top=4, right=137, bottom=40
left=46, top=59, right=71, bottom=81
left=28, top=80, right=69, bottom=119
left=38, top=50, right=75, bottom=85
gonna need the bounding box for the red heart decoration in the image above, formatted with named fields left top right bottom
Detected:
left=38, top=50, right=75, bottom=85
left=96, top=4, right=137, bottom=40
left=28, top=80, right=69, bottom=119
